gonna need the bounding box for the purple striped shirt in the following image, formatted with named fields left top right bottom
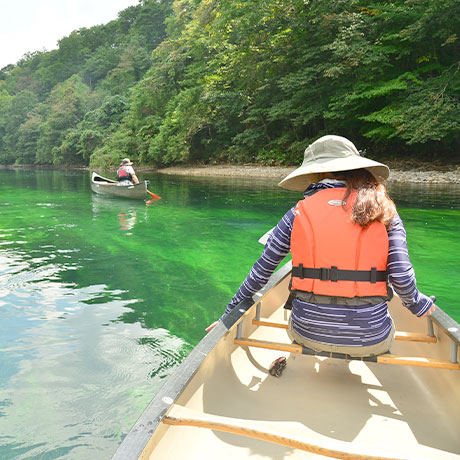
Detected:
left=223, top=181, right=433, bottom=347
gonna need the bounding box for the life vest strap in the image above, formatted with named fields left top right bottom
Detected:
left=292, top=265, right=387, bottom=284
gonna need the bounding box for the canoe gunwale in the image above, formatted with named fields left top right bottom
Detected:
left=111, top=263, right=294, bottom=460
left=430, top=306, right=460, bottom=346
left=110, top=311, right=243, bottom=459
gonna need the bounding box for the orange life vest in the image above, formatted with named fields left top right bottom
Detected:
left=117, top=166, right=133, bottom=182
left=290, top=188, right=389, bottom=298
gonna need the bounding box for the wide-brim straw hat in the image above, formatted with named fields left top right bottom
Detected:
left=121, top=158, right=133, bottom=166
left=278, top=135, right=389, bottom=191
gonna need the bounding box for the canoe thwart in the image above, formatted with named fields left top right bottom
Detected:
left=162, top=404, right=450, bottom=460
left=234, top=338, right=460, bottom=370
left=377, top=354, right=460, bottom=369
left=251, top=319, right=438, bottom=343
left=394, top=331, right=437, bottom=343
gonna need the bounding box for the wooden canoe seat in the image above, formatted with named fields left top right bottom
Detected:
left=251, top=319, right=438, bottom=343
left=163, top=404, right=453, bottom=460
left=234, top=337, right=460, bottom=370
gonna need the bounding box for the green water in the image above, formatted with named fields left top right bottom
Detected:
left=0, top=169, right=459, bottom=459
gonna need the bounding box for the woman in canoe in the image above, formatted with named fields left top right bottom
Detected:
left=208, top=135, right=436, bottom=357
left=117, top=158, right=140, bottom=186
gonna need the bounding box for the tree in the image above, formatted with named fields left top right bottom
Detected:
left=16, top=113, right=42, bottom=164
left=82, top=46, right=122, bottom=88
left=1, top=0, right=458, bottom=168
left=36, top=75, right=96, bottom=164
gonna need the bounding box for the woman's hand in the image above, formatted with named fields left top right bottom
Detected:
left=205, top=321, right=219, bottom=332
left=421, top=303, right=436, bottom=317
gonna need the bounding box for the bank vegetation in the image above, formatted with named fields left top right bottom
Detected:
left=0, top=0, right=458, bottom=169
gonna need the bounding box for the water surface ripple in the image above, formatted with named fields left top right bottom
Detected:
left=0, top=170, right=458, bottom=459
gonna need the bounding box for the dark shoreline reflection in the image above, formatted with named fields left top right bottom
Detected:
left=388, top=182, right=460, bottom=210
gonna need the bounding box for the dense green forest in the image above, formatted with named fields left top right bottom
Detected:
left=0, top=0, right=458, bottom=169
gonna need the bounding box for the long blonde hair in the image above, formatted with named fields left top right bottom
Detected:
left=336, top=169, right=396, bottom=229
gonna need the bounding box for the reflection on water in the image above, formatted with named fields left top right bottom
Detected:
left=0, top=172, right=191, bottom=460
left=91, top=194, right=144, bottom=233
left=0, top=169, right=459, bottom=460
left=118, top=211, right=137, bottom=232
left=389, top=182, right=460, bottom=210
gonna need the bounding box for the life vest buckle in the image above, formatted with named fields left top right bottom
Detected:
left=330, top=266, right=338, bottom=282
left=370, top=267, right=377, bottom=284
left=298, top=263, right=304, bottom=279
left=320, top=266, right=338, bottom=282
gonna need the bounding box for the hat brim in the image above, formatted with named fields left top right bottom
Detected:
left=278, top=156, right=389, bottom=191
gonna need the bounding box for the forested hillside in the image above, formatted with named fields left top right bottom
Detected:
left=0, top=0, right=458, bottom=168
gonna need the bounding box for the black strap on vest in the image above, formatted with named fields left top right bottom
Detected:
left=292, top=264, right=387, bottom=284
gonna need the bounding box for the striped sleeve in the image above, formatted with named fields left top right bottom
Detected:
left=222, top=206, right=295, bottom=317
left=387, top=214, right=433, bottom=316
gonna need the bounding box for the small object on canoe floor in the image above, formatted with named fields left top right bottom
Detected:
left=269, top=357, right=287, bottom=377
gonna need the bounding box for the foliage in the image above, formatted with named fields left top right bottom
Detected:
left=0, top=0, right=458, bottom=167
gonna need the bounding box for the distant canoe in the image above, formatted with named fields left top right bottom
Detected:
left=91, top=172, right=149, bottom=200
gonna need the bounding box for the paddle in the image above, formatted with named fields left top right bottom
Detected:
left=143, top=180, right=161, bottom=200
left=258, top=226, right=275, bottom=245
left=147, top=189, right=161, bottom=200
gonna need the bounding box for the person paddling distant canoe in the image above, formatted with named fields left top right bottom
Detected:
left=117, top=158, right=139, bottom=186
left=207, top=135, right=436, bottom=358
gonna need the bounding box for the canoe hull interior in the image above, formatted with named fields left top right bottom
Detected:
left=91, top=172, right=148, bottom=200
left=114, top=264, right=460, bottom=460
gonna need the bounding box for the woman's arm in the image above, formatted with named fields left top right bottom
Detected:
left=221, top=207, right=295, bottom=319
left=387, top=214, right=434, bottom=316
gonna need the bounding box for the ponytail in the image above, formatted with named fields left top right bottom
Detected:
left=337, top=169, right=396, bottom=229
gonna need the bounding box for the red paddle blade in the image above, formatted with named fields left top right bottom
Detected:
left=147, top=189, right=161, bottom=200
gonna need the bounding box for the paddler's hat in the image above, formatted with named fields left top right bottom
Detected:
left=278, top=135, right=389, bottom=191
left=121, top=158, right=133, bottom=166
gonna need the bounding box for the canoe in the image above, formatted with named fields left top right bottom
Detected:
left=112, top=261, right=460, bottom=460
left=91, top=172, right=149, bottom=200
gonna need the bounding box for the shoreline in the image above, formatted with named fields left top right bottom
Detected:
left=3, top=161, right=460, bottom=184
left=156, top=162, right=460, bottom=184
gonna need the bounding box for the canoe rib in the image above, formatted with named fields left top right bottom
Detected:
left=163, top=405, right=449, bottom=460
